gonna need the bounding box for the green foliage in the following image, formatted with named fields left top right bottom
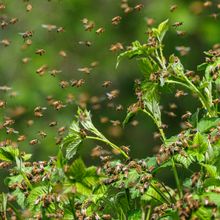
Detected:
left=1, top=17, right=220, bottom=220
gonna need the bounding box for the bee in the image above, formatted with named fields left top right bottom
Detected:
left=181, top=111, right=192, bottom=120
left=27, top=120, right=34, bottom=127
left=121, top=145, right=130, bottom=154
left=110, top=120, right=121, bottom=126
left=35, top=49, right=46, bottom=56
left=203, top=1, right=212, bottom=7
left=22, top=57, right=31, bottom=64
left=26, top=4, right=32, bottom=12
left=218, top=4, right=220, bottom=9
left=102, top=80, right=112, bottom=88
left=109, top=42, right=124, bottom=52
left=111, top=16, right=122, bottom=25
left=36, top=65, right=48, bottom=76
left=49, top=69, right=62, bottom=77
left=29, top=139, right=38, bottom=145
left=165, top=111, right=177, bottom=117
left=175, top=46, right=190, bottom=56
left=0, top=100, right=6, bottom=108
left=19, top=31, right=33, bottom=39
left=59, top=50, right=67, bottom=57
left=176, top=30, right=186, bottom=37
left=3, top=118, right=15, bottom=127
left=6, top=127, right=19, bottom=134
left=25, top=39, right=32, bottom=46
left=52, top=100, right=66, bottom=110
left=116, top=104, right=123, bottom=111
left=175, top=89, right=187, bottom=98
left=77, top=67, right=91, bottom=74
left=82, top=19, right=95, bottom=31
left=0, top=3, right=5, bottom=10
left=135, top=4, right=144, bottom=11
left=41, top=24, right=57, bottom=31
left=146, top=17, right=155, bottom=26
left=1, top=20, right=8, bottom=29
left=210, top=13, right=219, bottom=20
left=185, top=70, right=194, bottom=77
left=49, top=121, right=57, bottom=127
left=57, top=27, right=64, bottom=33
left=172, top=22, right=183, bottom=28
left=169, top=103, right=177, bottom=109
left=9, top=18, right=18, bottom=24
left=55, top=137, right=62, bottom=145
left=38, top=131, right=47, bottom=138
left=170, top=4, right=177, bottom=12
left=70, top=79, right=85, bottom=88
left=78, top=40, right=92, bottom=47
left=106, top=90, right=119, bottom=100
left=60, top=80, right=69, bottom=88
left=90, top=61, right=99, bottom=68
left=1, top=39, right=10, bottom=46
left=58, top=126, right=66, bottom=135
left=213, top=98, right=220, bottom=104
left=17, top=135, right=26, bottom=142
left=96, top=27, right=105, bottom=34
left=0, top=85, right=12, bottom=91
left=100, top=117, right=109, bottom=123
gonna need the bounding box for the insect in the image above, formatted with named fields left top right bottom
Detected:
left=60, top=80, right=69, bottom=89
left=146, top=17, right=155, bottom=26
left=49, top=121, right=57, bottom=127
left=22, top=57, right=31, bottom=64
left=102, top=80, right=112, bottom=88
left=111, top=16, right=122, bottom=25
left=0, top=3, right=5, bottom=10
left=1, top=39, right=10, bottom=46
left=70, top=79, right=85, bottom=87
left=203, top=1, right=212, bottom=7
left=36, top=65, right=48, bottom=76
left=57, top=27, right=64, bottom=33
left=78, top=40, right=92, bottom=47
left=96, top=27, right=105, bottom=34
left=181, top=111, right=192, bottom=120
left=6, top=127, right=19, bottom=134
left=38, top=131, right=47, bottom=138
left=26, top=4, right=32, bottom=12
left=1, top=20, right=8, bottom=29
left=172, top=22, right=183, bottom=28
left=175, top=46, right=190, bottom=56
left=109, top=42, right=124, bottom=52
left=41, top=24, right=57, bottom=31
left=77, top=67, right=91, bottom=74
left=116, top=104, right=123, bottom=111
left=59, top=50, right=67, bottom=57
left=9, top=18, right=18, bottom=24
left=110, top=120, right=121, bottom=126
left=170, top=4, right=177, bottom=12
left=29, top=139, right=39, bottom=145
left=81, top=18, right=95, bottom=31
left=0, top=100, right=6, bottom=108
left=19, top=31, right=33, bottom=39
left=175, top=89, right=187, bottom=98
left=17, top=135, right=26, bottom=142
left=134, top=4, right=144, bottom=11
left=49, top=69, right=62, bottom=77
left=106, top=90, right=119, bottom=100
left=35, top=49, right=46, bottom=56
left=176, top=30, right=186, bottom=37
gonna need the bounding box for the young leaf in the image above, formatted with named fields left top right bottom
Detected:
left=198, top=117, right=220, bottom=133
left=0, top=146, right=19, bottom=162
left=156, top=19, right=169, bottom=42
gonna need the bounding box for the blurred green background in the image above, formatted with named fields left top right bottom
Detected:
left=0, top=0, right=219, bottom=166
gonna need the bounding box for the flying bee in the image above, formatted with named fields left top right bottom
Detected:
left=38, top=131, right=47, bottom=138
left=41, top=24, right=57, bottom=31
left=35, top=49, right=46, bottom=56
left=1, top=39, right=10, bottom=46
left=29, top=139, right=38, bottom=145
left=3, top=118, right=14, bottom=127
left=17, top=135, right=26, bottom=142
left=203, top=1, right=212, bottom=7
left=131, top=120, right=139, bottom=127
left=176, top=30, right=186, bottom=37
left=102, top=80, right=112, bottom=88
left=165, top=111, right=177, bottom=117
left=26, top=4, right=32, bottom=12
left=49, top=121, right=57, bottom=127
left=110, top=120, right=121, bottom=126
left=176, top=46, right=190, bottom=56
left=1, top=20, right=8, bottom=29
left=70, top=79, right=85, bottom=87
left=22, top=57, right=31, bottom=64
left=146, top=17, right=155, bottom=26
left=121, top=145, right=130, bottom=154
left=96, top=27, right=105, bottom=34
left=60, top=80, right=69, bottom=88
left=27, top=120, right=34, bottom=127
left=100, top=117, right=109, bottom=123
left=9, top=18, right=18, bottom=24
left=210, top=13, right=219, bottom=20
left=90, top=61, right=99, bottom=67
left=175, top=89, right=187, bottom=98
left=49, top=69, right=62, bottom=77
left=78, top=40, right=92, bottom=47
left=213, top=98, right=220, bottom=104
left=0, top=3, right=5, bottom=10
left=111, top=16, right=122, bottom=25
left=6, top=127, right=19, bottom=134
left=116, top=104, right=123, bottom=111
left=106, top=89, right=119, bottom=100
left=134, top=4, right=144, bottom=11
left=36, top=65, right=48, bottom=76
left=58, top=126, right=66, bottom=135
left=181, top=111, right=192, bottom=120
left=57, top=26, right=64, bottom=33
left=109, top=42, right=123, bottom=52
left=55, top=137, right=62, bottom=145
left=25, top=39, right=32, bottom=46
left=170, top=4, right=177, bottom=12
left=59, top=50, right=67, bottom=57
left=172, top=22, right=183, bottom=28
left=19, top=31, right=33, bottom=39
left=0, top=100, right=6, bottom=108
left=82, top=19, right=95, bottom=31
left=77, top=67, right=91, bottom=74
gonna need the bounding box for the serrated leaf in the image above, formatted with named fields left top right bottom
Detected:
left=198, top=117, right=220, bottom=133
left=191, top=132, right=208, bottom=154
left=175, top=154, right=194, bottom=168
left=203, top=178, right=220, bottom=188
left=192, top=206, right=212, bottom=220
left=0, top=146, right=19, bottom=162
left=157, top=19, right=169, bottom=42
left=65, top=137, right=82, bottom=160
left=201, top=164, right=217, bottom=178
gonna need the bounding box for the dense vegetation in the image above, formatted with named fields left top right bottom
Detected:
left=1, top=1, right=220, bottom=219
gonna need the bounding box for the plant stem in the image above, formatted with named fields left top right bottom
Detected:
left=86, top=136, right=129, bottom=159
left=146, top=205, right=152, bottom=220
left=172, top=158, right=183, bottom=198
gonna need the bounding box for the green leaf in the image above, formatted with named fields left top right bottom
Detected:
left=123, top=110, right=137, bottom=127
left=197, top=63, right=208, bottom=71
left=175, top=153, right=195, bottom=168
left=191, top=132, right=208, bottom=154
left=192, top=206, right=212, bottom=220
left=0, top=146, right=19, bottom=162
left=201, top=164, right=218, bottom=178
left=203, top=178, right=220, bottom=188
left=64, top=136, right=82, bottom=160
left=157, top=19, right=169, bottom=42
left=68, top=158, right=86, bottom=182
left=128, top=210, right=141, bottom=220
left=198, top=117, right=220, bottom=133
